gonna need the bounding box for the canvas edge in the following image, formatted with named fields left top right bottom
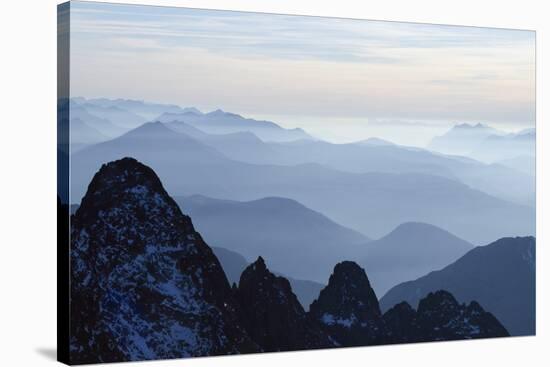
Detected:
left=57, top=1, right=71, bottom=365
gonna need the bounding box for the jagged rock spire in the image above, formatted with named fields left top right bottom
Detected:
left=235, top=256, right=331, bottom=352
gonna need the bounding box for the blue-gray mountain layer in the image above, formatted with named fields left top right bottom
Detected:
left=380, top=236, right=536, bottom=336
left=70, top=122, right=534, bottom=244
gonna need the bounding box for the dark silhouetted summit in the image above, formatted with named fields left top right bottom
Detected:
left=70, top=158, right=256, bottom=364
left=415, top=290, right=509, bottom=340
left=235, top=257, right=331, bottom=352
left=210, top=246, right=325, bottom=310
left=309, top=261, right=388, bottom=346
left=384, top=291, right=509, bottom=342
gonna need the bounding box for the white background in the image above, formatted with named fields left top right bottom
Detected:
left=0, top=0, right=547, bottom=365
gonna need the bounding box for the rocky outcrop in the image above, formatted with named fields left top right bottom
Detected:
left=308, top=263, right=508, bottom=347
left=308, top=261, right=388, bottom=346
left=414, top=290, right=509, bottom=341
left=69, top=158, right=257, bottom=364
left=383, top=291, right=509, bottom=343
left=382, top=302, right=421, bottom=343
left=235, top=257, right=331, bottom=352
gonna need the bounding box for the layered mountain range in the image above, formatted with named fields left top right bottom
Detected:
left=70, top=120, right=534, bottom=244
left=69, top=195, right=486, bottom=310
left=70, top=97, right=534, bottom=208
left=68, top=158, right=512, bottom=363
left=176, top=194, right=368, bottom=283
left=380, top=236, right=536, bottom=336
left=165, top=119, right=534, bottom=207
left=359, top=222, right=473, bottom=295
left=69, top=97, right=311, bottom=145
left=158, top=109, right=312, bottom=142
left=428, top=123, right=504, bottom=156
left=429, top=123, right=535, bottom=165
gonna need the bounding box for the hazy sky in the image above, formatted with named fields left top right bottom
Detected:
left=69, top=1, right=535, bottom=144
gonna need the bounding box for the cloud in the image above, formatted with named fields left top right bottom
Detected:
left=68, top=1, right=536, bottom=129
left=71, top=2, right=534, bottom=64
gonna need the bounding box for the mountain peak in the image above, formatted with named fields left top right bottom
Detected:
left=357, top=137, right=395, bottom=146
left=70, top=158, right=257, bottom=363
left=208, top=108, right=226, bottom=116
left=380, top=222, right=472, bottom=247
left=309, top=261, right=387, bottom=346
left=361, top=222, right=473, bottom=296
left=331, top=261, right=370, bottom=283
left=251, top=256, right=267, bottom=272
left=80, top=156, right=161, bottom=192
left=417, top=290, right=459, bottom=314
left=428, top=121, right=505, bottom=155
left=126, top=121, right=174, bottom=136
left=181, top=107, right=203, bottom=115
left=249, top=196, right=304, bottom=210
left=383, top=290, right=509, bottom=342
left=414, top=290, right=509, bottom=341
left=454, top=122, right=489, bottom=130
left=391, top=221, right=439, bottom=234
left=76, top=157, right=174, bottom=224
left=236, top=256, right=330, bottom=351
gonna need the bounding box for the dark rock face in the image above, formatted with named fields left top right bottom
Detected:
left=415, top=291, right=509, bottom=341
left=383, top=291, right=509, bottom=343
left=235, top=257, right=331, bottom=352
left=382, top=302, right=421, bottom=344
left=209, top=245, right=326, bottom=311
left=308, top=261, right=388, bottom=347
left=70, top=158, right=257, bottom=364
left=308, top=264, right=507, bottom=346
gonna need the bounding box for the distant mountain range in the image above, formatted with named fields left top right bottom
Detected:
left=165, top=120, right=534, bottom=207
left=72, top=97, right=185, bottom=120
left=70, top=196, right=483, bottom=305
left=469, top=129, right=535, bottom=163
left=429, top=123, right=535, bottom=165
left=67, top=98, right=534, bottom=207
left=360, top=222, right=473, bottom=295
left=70, top=121, right=535, bottom=244
left=357, top=137, right=396, bottom=146
left=69, top=117, right=108, bottom=145
left=380, top=236, right=536, bottom=336
left=428, top=123, right=504, bottom=155
left=178, top=194, right=367, bottom=283
left=77, top=102, right=148, bottom=130
left=157, top=109, right=313, bottom=142
left=68, top=97, right=313, bottom=147
left=70, top=102, right=128, bottom=139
